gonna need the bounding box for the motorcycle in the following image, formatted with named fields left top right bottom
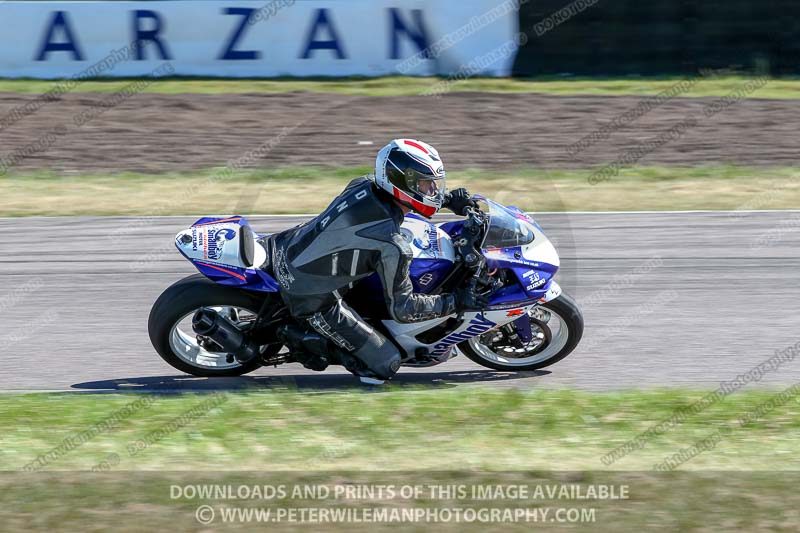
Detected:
left=148, top=196, right=584, bottom=379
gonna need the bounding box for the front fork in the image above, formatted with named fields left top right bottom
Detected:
left=508, top=281, right=562, bottom=343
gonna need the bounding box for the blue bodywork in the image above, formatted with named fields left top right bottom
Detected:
left=176, top=216, right=281, bottom=293
left=180, top=203, right=559, bottom=315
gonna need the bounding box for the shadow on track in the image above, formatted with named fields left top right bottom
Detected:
left=71, top=369, right=550, bottom=393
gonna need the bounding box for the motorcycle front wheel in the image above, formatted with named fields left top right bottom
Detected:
left=458, top=292, right=584, bottom=372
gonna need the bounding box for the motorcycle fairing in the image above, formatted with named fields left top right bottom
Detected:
left=477, top=197, right=560, bottom=307
left=383, top=304, right=540, bottom=365
left=401, top=214, right=457, bottom=294
left=174, top=215, right=280, bottom=292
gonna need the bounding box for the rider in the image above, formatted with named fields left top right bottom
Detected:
left=262, top=139, right=480, bottom=383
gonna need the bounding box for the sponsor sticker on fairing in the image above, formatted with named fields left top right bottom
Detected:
left=429, top=314, right=497, bottom=357
left=422, top=224, right=441, bottom=254
left=524, top=271, right=546, bottom=291
left=204, top=228, right=236, bottom=261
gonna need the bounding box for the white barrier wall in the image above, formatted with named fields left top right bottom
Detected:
left=0, top=0, right=520, bottom=79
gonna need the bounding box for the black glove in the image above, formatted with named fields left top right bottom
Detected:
left=444, top=188, right=478, bottom=216
left=452, top=286, right=490, bottom=312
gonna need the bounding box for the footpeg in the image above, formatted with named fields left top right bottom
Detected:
left=359, top=376, right=385, bottom=385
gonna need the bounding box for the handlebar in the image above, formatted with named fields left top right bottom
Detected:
left=454, top=206, right=488, bottom=272
left=460, top=206, right=487, bottom=236
left=453, top=207, right=494, bottom=316
left=432, top=203, right=494, bottom=301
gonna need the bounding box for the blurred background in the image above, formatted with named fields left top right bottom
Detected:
left=1, top=1, right=800, bottom=529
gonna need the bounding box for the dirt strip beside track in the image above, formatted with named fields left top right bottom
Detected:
left=0, top=91, right=796, bottom=174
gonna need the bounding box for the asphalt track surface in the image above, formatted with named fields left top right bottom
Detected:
left=2, top=211, right=798, bottom=392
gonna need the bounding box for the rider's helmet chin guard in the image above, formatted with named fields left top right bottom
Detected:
left=374, top=139, right=445, bottom=219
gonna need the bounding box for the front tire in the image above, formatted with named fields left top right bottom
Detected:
left=459, top=292, right=584, bottom=371
left=148, top=274, right=267, bottom=377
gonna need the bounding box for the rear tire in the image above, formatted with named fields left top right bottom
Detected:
left=148, top=274, right=267, bottom=377
left=459, top=292, right=584, bottom=371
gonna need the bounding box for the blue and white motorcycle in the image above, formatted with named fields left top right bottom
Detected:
left=148, top=196, right=584, bottom=378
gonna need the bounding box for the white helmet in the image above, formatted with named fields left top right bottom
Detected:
left=374, top=139, right=445, bottom=218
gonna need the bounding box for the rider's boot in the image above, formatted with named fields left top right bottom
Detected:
left=277, top=323, right=400, bottom=383
left=348, top=336, right=401, bottom=384
left=276, top=324, right=331, bottom=371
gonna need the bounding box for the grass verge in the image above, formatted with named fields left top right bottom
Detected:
left=3, top=387, right=799, bottom=530
left=0, top=75, right=796, bottom=98
left=3, top=387, right=800, bottom=472
left=2, top=470, right=799, bottom=531
left=1, top=165, right=797, bottom=216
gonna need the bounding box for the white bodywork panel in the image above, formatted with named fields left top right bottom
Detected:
left=175, top=222, right=265, bottom=269
left=400, top=216, right=456, bottom=262
left=384, top=305, right=540, bottom=365
left=520, top=222, right=560, bottom=268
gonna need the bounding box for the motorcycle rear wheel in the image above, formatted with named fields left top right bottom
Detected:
left=148, top=274, right=271, bottom=377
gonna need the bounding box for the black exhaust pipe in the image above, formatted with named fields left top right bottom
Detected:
left=192, top=308, right=260, bottom=363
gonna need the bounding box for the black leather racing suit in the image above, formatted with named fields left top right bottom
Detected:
left=264, top=176, right=457, bottom=378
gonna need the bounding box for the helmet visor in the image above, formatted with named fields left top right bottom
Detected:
left=407, top=171, right=445, bottom=203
